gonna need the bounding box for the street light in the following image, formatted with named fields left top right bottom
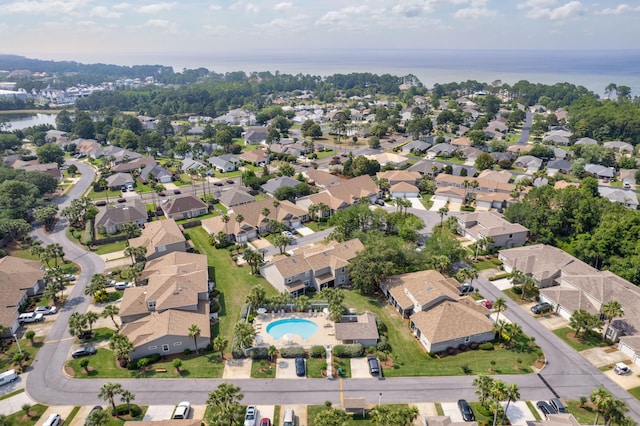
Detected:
left=378, top=392, right=382, bottom=407
left=13, top=334, right=23, bottom=355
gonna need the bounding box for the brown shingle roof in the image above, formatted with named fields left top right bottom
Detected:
left=0, top=256, right=44, bottom=327
left=160, top=194, right=207, bottom=216
left=411, top=301, right=493, bottom=345
left=128, top=219, right=186, bottom=258
left=382, top=270, right=460, bottom=311
left=326, top=175, right=379, bottom=204
left=270, top=239, right=364, bottom=278
left=335, top=312, right=379, bottom=342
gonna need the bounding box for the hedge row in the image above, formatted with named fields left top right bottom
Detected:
left=332, top=343, right=363, bottom=358
left=279, top=346, right=306, bottom=358
left=310, top=345, right=326, bottom=358
left=127, top=353, right=161, bottom=370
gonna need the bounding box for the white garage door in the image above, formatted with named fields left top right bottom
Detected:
left=619, top=342, right=637, bottom=362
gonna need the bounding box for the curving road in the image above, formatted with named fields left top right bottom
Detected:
left=24, top=162, right=640, bottom=420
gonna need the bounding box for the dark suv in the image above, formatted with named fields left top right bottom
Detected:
left=531, top=302, right=553, bottom=314
left=457, top=399, right=475, bottom=422
left=295, top=357, right=306, bottom=377
left=367, top=356, right=380, bottom=376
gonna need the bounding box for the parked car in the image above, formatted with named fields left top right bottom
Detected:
left=117, top=198, right=126, bottom=203
left=34, top=306, right=57, bottom=315
left=226, top=179, right=235, bottom=184
left=95, top=200, right=106, bottom=207
left=531, top=302, right=553, bottom=314
left=63, top=273, right=76, bottom=281
left=114, top=282, right=131, bottom=290
left=244, top=405, right=257, bottom=426
left=106, top=279, right=116, bottom=287
left=85, top=406, right=103, bottom=425
left=375, top=199, right=385, bottom=206
left=259, top=418, right=271, bottom=426
left=282, top=231, right=294, bottom=239
left=536, top=401, right=557, bottom=418
left=121, top=186, right=127, bottom=192
left=71, top=346, right=97, bottom=359
left=173, top=189, right=181, bottom=194
left=173, top=401, right=191, bottom=419
left=367, top=356, right=380, bottom=376
left=43, top=414, right=62, bottom=426
left=614, top=362, right=631, bottom=375
left=158, top=191, right=166, bottom=196
left=457, top=285, right=474, bottom=296
left=549, top=398, right=568, bottom=414
left=18, top=312, right=44, bottom=323
left=213, top=182, right=223, bottom=186
left=480, top=300, right=493, bottom=310
left=295, top=357, right=306, bottom=377
left=457, top=399, right=475, bottom=422
left=126, top=184, right=134, bottom=191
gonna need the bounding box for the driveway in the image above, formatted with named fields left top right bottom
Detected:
left=142, top=405, right=175, bottom=421
left=581, top=347, right=630, bottom=368
left=409, top=198, right=426, bottom=211
left=350, top=358, right=372, bottom=379
left=36, top=406, right=76, bottom=426
left=295, top=226, right=315, bottom=237
left=255, top=405, right=275, bottom=424
left=505, top=401, right=537, bottom=426
left=440, top=402, right=463, bottom=422
left=222, top=358, right=252, bottom=379
left=0, top=391, right=36, bottom=416
left=276, top=358, right=300, bottom=379
left=429, top=198, right=447, bottom=212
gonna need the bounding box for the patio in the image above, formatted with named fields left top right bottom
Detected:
left=253, top=312, right=339, bottom=349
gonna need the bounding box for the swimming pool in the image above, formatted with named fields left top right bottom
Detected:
left=266, top=318, right=319, bottom=340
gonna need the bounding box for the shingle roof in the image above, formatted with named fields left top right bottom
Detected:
left=95, top=200, right=147, bottom=229
left=335, top=312, right=379, bottom=342
left=269, top=239, right=363, bottom=278
left=410, top=300, right=493, bottom=345
left=0, top=256, right=44, bottom=327
left=128, top=218, right=186, bottom=257
left=326, top=175, right=378, bottom=204
left=217, top=187, right=256, bottom=207
left=160, top=194, right=207, bottom=216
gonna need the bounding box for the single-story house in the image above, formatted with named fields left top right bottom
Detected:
left=376, top=170, right=421, bottom=186
left=513, top=155, right=542, bottom=173
left=547, top=159, right=571, bottom=175
left=584, top=164, right=615, bottom=179
left=112, top=156, right=157, bottom=173
left=390, top=182, right=420, bottom=198
left=305, top=169, right=345, bottom=188
left=181, top=158, right=207, bottom=174
left=402, top=140, right=432, bottom=155
left=261, top=176, right=301, bottom=195
left=240, top=149, right=270, bottom=166
left=128, top=218, right=188, bottom=261
left=599, top=187, right=639, bottom=210
left=335, top=313, right=379, bottom=348
left=427, top=143, right=458, bottom=159
left=575, top=137, right=598, bottom=146
left=208, top=154, right=240, bottom=173
left=243, top=127, right=269, bottom=145
left=380, top=270, right=493, bottom=353
left=106, top=173, right=134, bottom=190
left=140, top=164, right=173, bottom=184
left=456, top=211, right=528, bottom=249
left=95, top=200, right=148, bottom=234
left=217, top=187, right=256, bottom=209
left=160, top=194, right=208, bottom=220
left=0, top=256, right=45, bottom=337
left=364, top=153, right=409, bottom=169
left=603, top=141, right=633, bottom=153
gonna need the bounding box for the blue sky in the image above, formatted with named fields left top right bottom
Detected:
left=1, top=0, right=639, bottom=67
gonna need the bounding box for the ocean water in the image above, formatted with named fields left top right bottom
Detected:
left=129, top=48, right=640, bottom=97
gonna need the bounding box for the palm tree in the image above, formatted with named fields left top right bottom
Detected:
left=221, top=214, right=230, bottom=238
left=120, top=222, right=141, bottom=240
left=213, top=335, right=228, bottom=360
left=68, top=312, right=88, bottom=338
left=85, top=311, right=99, bottom=333
left=233, top=322, right=256, bottom=352
left=124, top=246, right=145, bottom=266
left=473, top=375, right=494, bottom=406
left=493, top=297, right=507, bottom=323
left=102, top=305, right=120, bottom=330
left=493, top=319, right=508, bottom=342
left=120, top=390, right=135, bottom=415
left=43, top=283, right=60, bottom=304
left=273, top=199, right=280, bottom=220
left=267, top=345, right=277, bottom=362
left=308, top=204, right=319, bottom=222
left=500, top=383, right=520, bottom=425
left=109, top=334, right=134, bottom=365
left=489, top=379, right=508, bottom=426
left=206, top=383, right=244, bottom=426
left=188, top=324, right=201, bottom=354
left=45, top=243, right=65, bottom=268
left=601, top=300, right=623, bottom=340
left=504, top=322, right=523, bottom=346
left=86, top=407, right=110, bottom=426
left=438, top=205, right=449, bottom=228
left=591, top=386, right=612, bottom=425
left=99, top=382, right=123, bottom=415
left=294, top=295, right=311, bottom=312
left=86, top=274, right=108, bottom=298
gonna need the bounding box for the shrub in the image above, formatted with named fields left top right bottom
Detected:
left=247, top=346, right=269, bottom=360
left=461, top=364, right=472, bottom=374
left=128, top=353, right=161, bottom=369
left=183, top=348, right=192, bottom=356
left=239, top=304, right=250, bottom=320
left=489, top=273, right=511, bottom=281
left=365, top=346, right=376, bottom=354
left=479, top=342, right=494, bottom=351
left=310, top=345, right=326, bottom=358
left=231, top=347, right=245, bottom=359
left=209, top=288, right=220, bottom=298
left=469, top=342, right=479, bottom=350
left=210, top=300, right=221, bottom=313
left=279, top=346, right=306, bottom=358
left=332, top=344, right=363, bottom=358
left=376, top=335, right=389, bottom=351
left=114, top=404, right=142, bottom=417
left=446, top=347, right=457, bottom=356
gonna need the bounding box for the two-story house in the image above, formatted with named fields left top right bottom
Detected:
left=456, top=211, right=528, bottom=249
left=128, top=219, right=189, bottom=261
left=0, top=256, right=45, bottom=337
left=260, top=239, right=363, bottom=296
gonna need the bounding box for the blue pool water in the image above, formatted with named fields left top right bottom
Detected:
left=266, top=319, right=318, bottom=340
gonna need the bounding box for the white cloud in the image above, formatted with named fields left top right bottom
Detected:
left=520, top=0, right=585, bottom=20
left=0, top=0, right=89, bottom=15
left=597, top=4, right=640, bottom=15
left=113, top=3, right=131, bottom=10
left=143, top=18, right=178, bottom=33
left=274, top=2, right=292, bottom=11
left=229, top=1, right=259, bottom=14
left=315, top=5, right=368, bottom=27
left=392, top=0, right=434, bottom=18
left=203, top=23, right=229, bottom=34
left=90, top=6, right=121, bottom=19
left=138, top=2, right=178, bottom=14
left=209, top=4, right=222, bottom=11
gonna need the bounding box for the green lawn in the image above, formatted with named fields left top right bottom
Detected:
left=86, top=187, right=122, bottom=200
left=175, top=211, right=219, bottom=225
left=333, top=357, right=351, bottom=378
left=341, top=292, right=538, bottom=377
left=184, top=227, right=278, bottom=347
left=552, top=327, right=610, bottom=352
left=419, top=196, right=433, bottom=210
left=62, top=407, right=80, bottom=426
left=5, top=403, right=48, bottom=426
left=526, top=401, right=542, bottom=420
left=67, top=347, right=224, bottom=378
left=306, top=357, right=326, bottom=378
left=213, top=203, right=228, bottom=214
left=104, top=405, right=147, bottom=426
left=74, top=327, right=116, bottom=344
left=93, top=240, right=128, bottom=256
left=0, top=337, right=44, bottom=372
left=314, top=149, right=337, bottom=159
left=251, top=359, right=276, bottom=378
left=628, top=386, right=640, bottom=400
left=565, top=400, right=597, bottom=424
left=307, top=405, right=372, bottom=425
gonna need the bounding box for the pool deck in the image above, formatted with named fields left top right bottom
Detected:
left=253, top=312, right=339, bottom=349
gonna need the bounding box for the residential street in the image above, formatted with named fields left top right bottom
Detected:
left=20, top=160, right=640, bottom=421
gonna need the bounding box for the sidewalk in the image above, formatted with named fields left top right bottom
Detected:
left=0, top=392, right=36, bottom=416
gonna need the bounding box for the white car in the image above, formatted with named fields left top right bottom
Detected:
left=114, top=282, right=131, bottom=290
left=34, top=306, right=57, bottom=315
left=18, top=312, right=44, bottom=323
left=282, top=231, right=294, bottom=239
left=63, top=274, right=76, bottom=281
left=614, top=362, right=631, bottom=375
left=244, top=406, right=257, bottom=426
left=173, top=402, right=191, bottom=419
left=106, top=279, right=117, bottom=287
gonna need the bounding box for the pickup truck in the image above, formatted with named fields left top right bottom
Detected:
left=18, top=312, right=44, bottom=323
